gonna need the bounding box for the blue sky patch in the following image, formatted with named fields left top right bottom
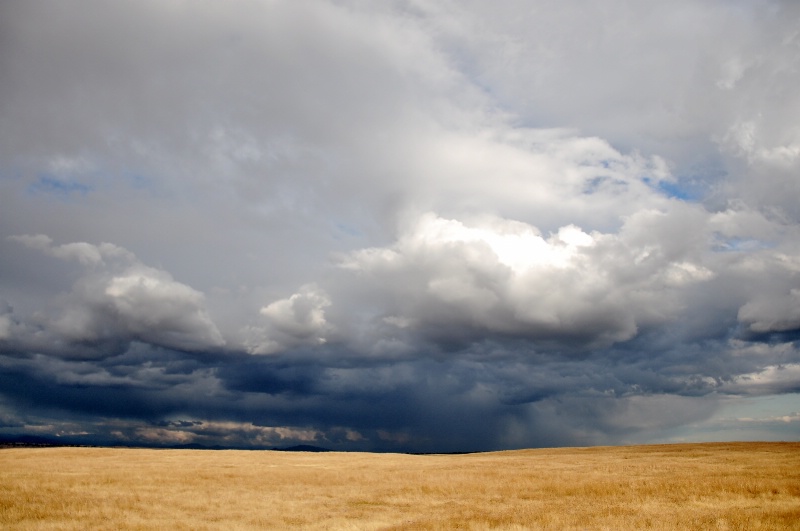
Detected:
left=656, top=180, right=695, bottom=201
left=28, top=175, right=92, bottom=199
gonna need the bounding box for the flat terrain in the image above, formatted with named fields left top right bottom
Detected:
left=1, top=442, right=798, bottom=530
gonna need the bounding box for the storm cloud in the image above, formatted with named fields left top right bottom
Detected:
left=1, top=0, right=798, bottom=452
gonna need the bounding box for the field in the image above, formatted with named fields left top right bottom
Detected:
left=1, top=442, right=799, bottom=530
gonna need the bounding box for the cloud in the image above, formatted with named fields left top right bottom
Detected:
left=0, top=300, right=15, bottom=341
left=339, top=208, right=714, bottom=349
left=245, top=284, right=333, bottom=354
left=739, top=289, right=800, bottom=335
left=7, top=235, right=224, bottom=357
left=0, top=0, right=799, bottom=451
left=9, top=234, right=118, bottom=265
left=724, top=361, right=800, bottom=396
left=129, top=420, right=324, bottom=448
left=738, top=412, right=800, bottom=424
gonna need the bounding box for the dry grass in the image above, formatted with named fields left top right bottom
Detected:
left=1, top=442, right=798, bottom=530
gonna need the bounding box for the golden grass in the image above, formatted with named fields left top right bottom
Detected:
left=1, top=442, right=799, bottom=530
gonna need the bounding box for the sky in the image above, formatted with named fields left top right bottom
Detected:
left=1, top=0, right=799, bottom=452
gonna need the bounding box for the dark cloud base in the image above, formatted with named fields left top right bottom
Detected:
left=2, top=331, right=797, bottom=453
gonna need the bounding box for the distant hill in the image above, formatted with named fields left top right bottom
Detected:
left=0, top=434, right=67, bottom=448
left=271, top=444, right=331, bottom=452
left=164, top=443, right=332, bottom=452
left=166, top=443, right=229, bottom=450
left=0, top=434, right=334, bottom=452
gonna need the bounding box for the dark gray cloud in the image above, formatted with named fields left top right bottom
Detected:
left=1, top=0, right=798, bottom=451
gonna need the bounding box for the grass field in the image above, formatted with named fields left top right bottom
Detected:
left=1, top=442, right=799, bottom=529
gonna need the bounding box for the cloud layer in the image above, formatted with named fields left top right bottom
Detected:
left=1, top=0, right=798, bottom=451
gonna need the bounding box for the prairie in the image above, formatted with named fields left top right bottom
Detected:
left=1, top=442, right=798, bottom=530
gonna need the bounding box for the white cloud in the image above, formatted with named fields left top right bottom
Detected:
left=8, top=235, right=224, bottom=356
left=340, top=208, right=714, bottom=347
left=738, top=289, right=800, bottom=334
left=246, top=284, right=333, bottom=355
left=99, top=266, right=225, bottom=350
left=11, top=234, right=133, bottom=266
left=726, top=363, right=800, bottom=396
left=134, top=420, right=322, bottom=447
left=738, top=412, right=800, bottom=424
